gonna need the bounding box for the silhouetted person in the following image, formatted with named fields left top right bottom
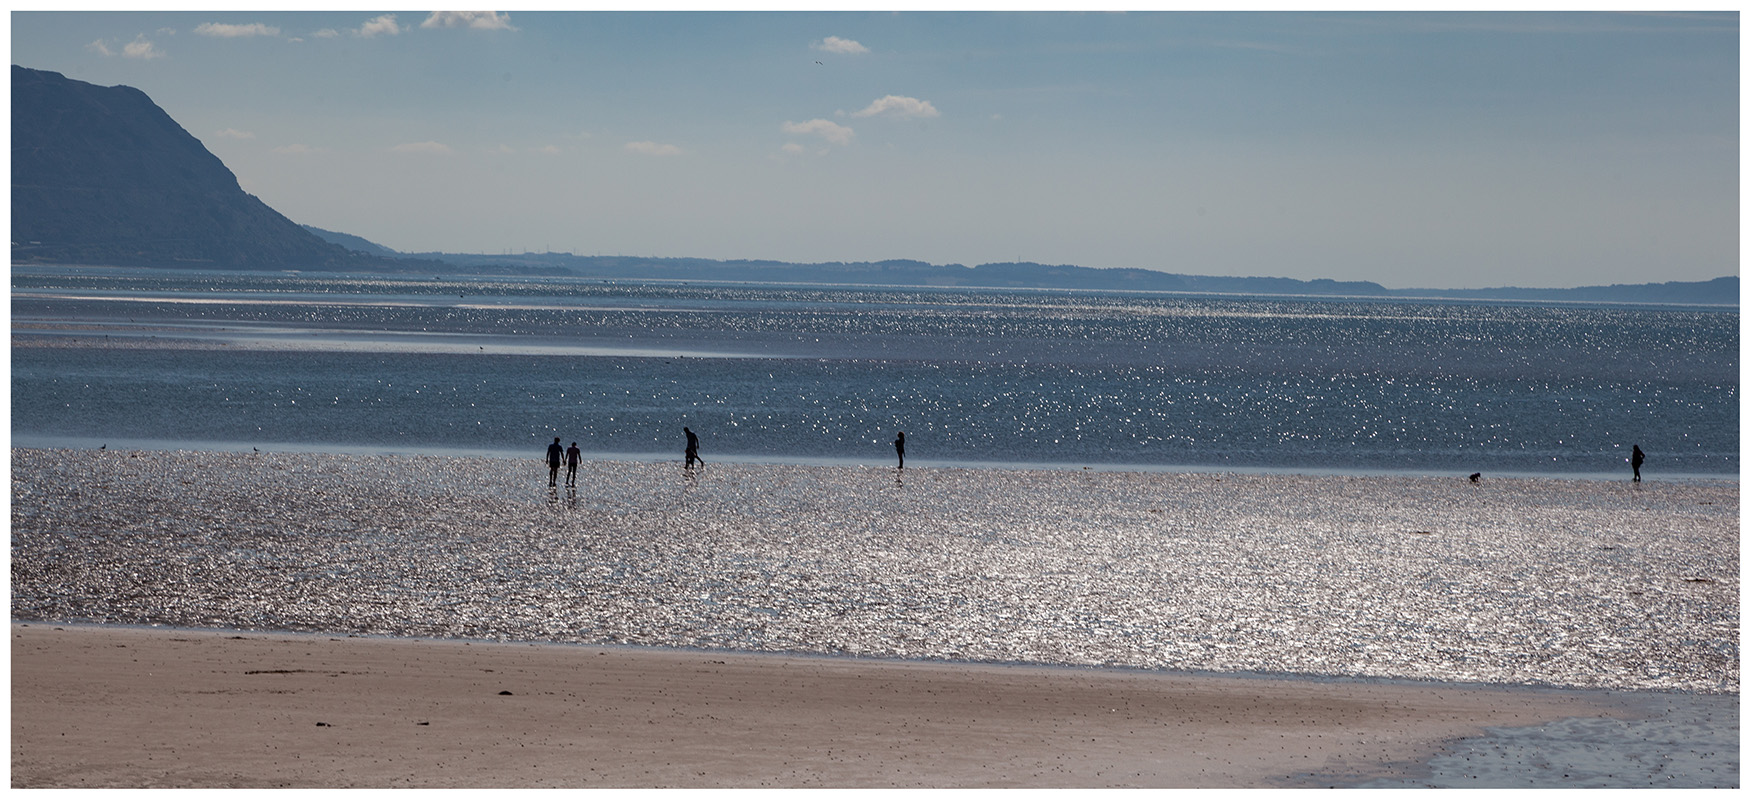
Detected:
left=1469, top=472, right=1481, bottom=484
left=893, top=431, right=905, bottom=470
left=1632, top=445, right=1645, bottom=483
left=546, top=437, right=564, bottom=487
left=565, top=441, right=581, bottom=487
left=684, top=427, right=703, bottom=469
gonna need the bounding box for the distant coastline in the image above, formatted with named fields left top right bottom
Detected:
left=299, top=229, right=1739, bottom=306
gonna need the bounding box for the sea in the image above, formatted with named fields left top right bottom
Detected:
left=11, top=266, right=1741, bottom=785
left=10, top=266, right=1739, bottom=478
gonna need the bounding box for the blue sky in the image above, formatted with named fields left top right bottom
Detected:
left=9, top=10, right=1740, bottom=289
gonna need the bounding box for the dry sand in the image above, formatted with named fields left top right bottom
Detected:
left=10, top=622, right=1679, bottom=789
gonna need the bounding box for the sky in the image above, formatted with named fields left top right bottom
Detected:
left=8, top=9, right=1741, bottom=289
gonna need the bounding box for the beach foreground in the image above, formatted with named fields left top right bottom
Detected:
left=10, top=623, right=1732, bottom=788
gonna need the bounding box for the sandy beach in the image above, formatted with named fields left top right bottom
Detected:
left=14, top=622, right=1728, bottom=789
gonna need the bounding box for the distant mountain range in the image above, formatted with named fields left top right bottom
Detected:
left=13, top=66, right=1737, bottom=306
left=312, top=236, right=1738, bottom=306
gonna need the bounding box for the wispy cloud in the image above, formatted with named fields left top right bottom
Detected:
left=214, top=128, right=255, bottom=139
left=782, top=119, right=855, bottom=146
left=273, top=143, right=321, bottom=155
left=625, top=141, right=684, bottom=157
left=391, top=141, right=453, bottom=155
left=812, top=36, right=869, bottom=55
left=357, top=14, right=403, bottom=38
left=91, top=35, right=166, bottom=59
left=422, top=11, right=518, bottom=31
left=194, top=22, right=281, bottom=38
left=312, top=28, right=342, bottom=39
left=123, top=35, right=165, bottom=59
left=850, top=95, right=939, bottom=119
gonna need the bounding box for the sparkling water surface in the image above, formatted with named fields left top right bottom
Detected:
left=11, top=448, right=1736, bottom=694
left=11, top=267, right=1739, bottom=477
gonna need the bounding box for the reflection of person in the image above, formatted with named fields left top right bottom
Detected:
left=1631, top=444, right=1645, bottom=483
left=684, top=427, right=703, bottom=469
left=542, top=435, right=563, bottom=486
left=893, top=431, right=905, bottom=470
left=565, top=441, right=581, bottom=487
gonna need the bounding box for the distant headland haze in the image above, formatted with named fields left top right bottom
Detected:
left=311, top=230, right=1740, bottom=306
left=12, top=66, right=1736, bottom=306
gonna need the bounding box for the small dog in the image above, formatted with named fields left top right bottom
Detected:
left=1469, top=472, right=1481, bottom=483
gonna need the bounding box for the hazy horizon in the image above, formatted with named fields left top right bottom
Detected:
left=9, top=10, right=1740, bottom=290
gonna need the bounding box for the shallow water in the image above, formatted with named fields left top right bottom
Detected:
left=12, top=447, right=1736, bottom=694
left=12, top=269, right=1739, bottom=477
left=1348, top=692, right=1739, bottom=789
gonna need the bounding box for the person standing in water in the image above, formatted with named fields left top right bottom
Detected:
left=1631, top=444, right=1645, bottom=483
left=546, top=437, right=564, bottom=487
left=893, top=431, right=905, bottom=470
left=684, top=427, right=703, bottom=469
left=565, top=441, right=582, bottom=487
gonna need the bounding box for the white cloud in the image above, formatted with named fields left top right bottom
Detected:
left=781, top=142, right=806, bottom=154
left=357, top=14, right=402, bottom=38
left=214, top=128, right=255, bottom=139
left=92, top=35, right=165, bottom=59
left=194, top=22, right=281, bottom=38
left=273, top=144, right=320, bottom=155
left=625, top=141, right=684, bottom=157
left=391, top=141, right=453, bottom=155
left=535, top=145, right=563, bottom=156
left=782, top=119, right=854, bottom=146
left=312, top=28, right=342, bottom=39
left=851, top=95, right=939, bottom=119
left=812, top=36, right=868, bottom=54
left=421, top=11, right=517, bottom=31
left=122, top=35, right=165, bottom=60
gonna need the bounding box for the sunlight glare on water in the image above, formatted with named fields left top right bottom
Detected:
left=10, top=448, right=1737, bottom=694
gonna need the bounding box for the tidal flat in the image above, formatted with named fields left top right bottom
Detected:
left=11, top=447, right=1737, bottom=694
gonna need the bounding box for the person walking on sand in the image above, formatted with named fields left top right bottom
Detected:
left=684, top=427, right=703, bottom=469
left=546, top=437, right=564, bottom=487
left=565, top=441, right=582, bottom=487
left=1632, top=444, right=1645, bottom=483
left=893, top=431, right=906, bottom=470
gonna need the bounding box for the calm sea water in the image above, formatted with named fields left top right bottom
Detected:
left=9, top=268, right=1741, bottom=705
left=12, top=267, right=1738, bottom=478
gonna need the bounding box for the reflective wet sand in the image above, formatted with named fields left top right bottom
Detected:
left=11, top=447, right=1736, bottom=693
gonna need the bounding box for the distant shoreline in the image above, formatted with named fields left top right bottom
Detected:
left=13, top=261, right=1742, bottom=308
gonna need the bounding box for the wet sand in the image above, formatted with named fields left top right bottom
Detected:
left=12, top=448, right=1738, bottom=693
left=10, top=622, right=1729, bottom=788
